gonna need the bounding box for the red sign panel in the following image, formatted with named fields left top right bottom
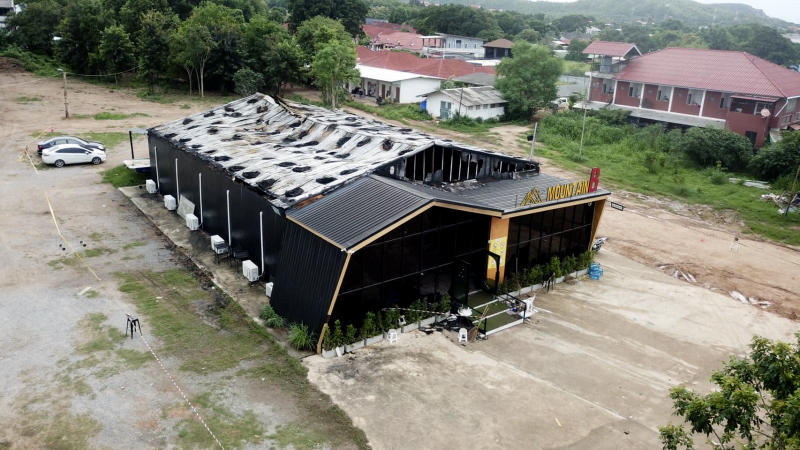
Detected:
left=588, top=167, right=600, bottom=193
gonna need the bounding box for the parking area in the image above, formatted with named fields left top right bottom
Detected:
left=305, top=250, right=797, bottom=449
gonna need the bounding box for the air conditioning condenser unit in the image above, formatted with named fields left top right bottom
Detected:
left=146, top=179, right=157, bottom=194
left=164, top=195, right=177, bottom=210
left=185, top=213, right=199, bottom=231
left=242, top=260, right=259, bottom=282
left=210, top=235, right=227, bottom=254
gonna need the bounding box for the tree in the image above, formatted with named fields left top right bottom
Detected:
left=5, top=0, right=63, bottom=55
left=749, top=132, right=800, bottom=181
left=119, top=0, right=171, bottom=37
left=411, top=4, right=499, bottom=37
left=242, top=15, right=301, bottom=95
left=56, top=0, right=113, bottom=73
left=495, top=40, right=562, bottom=120
left=187, top=2, right=244, bottom=92
left=288, top=0, right=367, bottom=37
left=136, top=10, right=178, bottom=89
left=682, top=127, right=752, bottom=171
left=169, top=20, right=213, bottom=96
left=515, top=28, right=540, bottom=44
left=565, top=39, right=589, bottom=61
left=233, top=68, right=264, bottom=95
left=95, top=25, right=135, bottom=83
left=295, top=15, right=352, bottom=64
left=310, top=40, right=359, bottom=108
left=660, top=334, right=800, bottom=449
left=726, top=24, right=800, bottom=66
left=552, top=14, right=593, bottom=34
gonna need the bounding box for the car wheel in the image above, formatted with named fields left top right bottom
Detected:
left=55, top=159, right=65, bottom=168
left=92, top=157, right=102, bottom=165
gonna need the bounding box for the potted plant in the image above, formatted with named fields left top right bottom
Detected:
left=320, top=325, right=337, bottom=358
left=331, top=320, right=345, bottom=357
left=361, top=312, right=382, bottom=346
left=344, top=323, right=363, bottom=352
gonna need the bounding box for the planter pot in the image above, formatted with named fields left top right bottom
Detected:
left=401, top=322, right=419, bottom=333
left=365, top=335, right=383, bottom=346
left=556, top=276, right=566, bottom=283
left=420, top=316, right=436, bottom=327
left=576, top=269, right=588, bottom=276
left=321, top=348, right=337, bottom=359
left=335, top=346, right=345, bottom=357
left=345, top=341, right=364, bottom=352
left=520, top=286, right=533, bottom=295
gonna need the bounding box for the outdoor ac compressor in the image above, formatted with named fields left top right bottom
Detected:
left=185, top=213, right=199, bottom=231
left=242, top=260, right=259, bottom=282
left=164, top=194, right=177, bottom=211
left=210, top=235, right=226, bottom=254
left=145, top=179, right=157, bottom=194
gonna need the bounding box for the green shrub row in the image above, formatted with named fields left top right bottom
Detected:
left=321, top=294, right=451, bottom=351
left=499, top=250, right=595, bottom=294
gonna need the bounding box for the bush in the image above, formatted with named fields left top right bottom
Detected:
left=749, top=132, right=800, bottom=180
left=259, top=304, right=286, bottom=328
left=330, top=320, right=344, bottom=348
left=439, top=294, right=451, bottom=314
left=577, top=250, right=595, bottom=270
left=344, top=324, right=357, bottom=345
left=682, top=127, right=753, bottom=170
left=544, top=256, right=562, bottom=278
left=360, top=312, right=377, bottom=339
left=233, top=68, right=264, bottom=96
left=561, top=255, right=577, bottom=275
left=287, top=323, right=315, bottom=351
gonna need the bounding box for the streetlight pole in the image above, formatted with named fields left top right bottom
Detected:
left=58, top=68, right=69, bottom=119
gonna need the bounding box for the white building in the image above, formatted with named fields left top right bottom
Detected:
left=421, top=34, right=485, bottom=59
left=349, top=65, right=442, bottom=103
left=424, top=86, right=507, bottom=120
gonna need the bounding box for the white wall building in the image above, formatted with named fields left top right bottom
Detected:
left=348, top=65, right=442, bottom=104
left=421, top=34, right=485, bottom=59
left=424, top=86, right=507, bottom=120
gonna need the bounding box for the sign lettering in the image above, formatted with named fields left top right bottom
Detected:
left=546, top=180, right=590, bottom=201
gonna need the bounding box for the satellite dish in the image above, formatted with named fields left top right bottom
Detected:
left=760, top=108, right=771, bottom=118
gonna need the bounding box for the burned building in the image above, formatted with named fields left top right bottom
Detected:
left=148, top=94, right=609, bottom=342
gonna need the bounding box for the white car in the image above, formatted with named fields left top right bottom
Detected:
left=42, top=144, right=106, bottom=167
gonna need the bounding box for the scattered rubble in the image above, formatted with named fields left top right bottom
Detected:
left=656, top=263, right=696, bottom=283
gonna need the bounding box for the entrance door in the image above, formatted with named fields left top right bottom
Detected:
left=381, top=84, right=385, bottom=98
left=395, top=87, right=400, bottom=102
left=441, top=101, right=451, bottom=119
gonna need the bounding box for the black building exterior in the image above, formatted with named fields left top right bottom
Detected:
left=148, top=94, right=609, bottom=350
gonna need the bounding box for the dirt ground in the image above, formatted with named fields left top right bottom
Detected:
left=306, top=250, right=798, bottom=449
left=0, top=72, right=365, bottom=448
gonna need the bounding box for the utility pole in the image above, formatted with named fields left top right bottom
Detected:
left=578, top=90, right=589, bottom=157
left=58, top=68, right=69, bottom=119
left=784, top=164, right=800, bottom=217
left=528, top=122, right=538, bottom=161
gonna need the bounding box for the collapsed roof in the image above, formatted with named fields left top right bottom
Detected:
left=149, top=93, right=529, bottom=210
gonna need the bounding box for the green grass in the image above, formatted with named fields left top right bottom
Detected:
left=270, top=421, right=330, bottom=450
left=83, top=247, right=117, bottom=257
left=343, top=100, right=431, bottom=124
left=174, top=392, right=265, bottom=449
left=534, top=112, right=800, bottom=245
left=0, top=46, right=60, bottom=76
left=101, top=164, right=147, bottom=188
left=92, top=111, right=150, bottom=120
left=115, top=269, right=369, bottom=448
left=15, top=96, right=42, bottom=104
left=77, top=313, right=127, bottom=354
left=562, top=60, right=590, bottom=77
left=286, top=93, right=325, bottom=107
left=136, top=88, right=237, bottom=106
left=122, top=241, right=146, bottom=250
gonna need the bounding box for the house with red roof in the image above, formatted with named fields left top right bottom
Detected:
left=583, top=42, right=800, bottom=148
left=350, top=47, right=496, bottom=103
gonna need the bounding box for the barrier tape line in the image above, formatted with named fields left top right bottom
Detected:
left=137, top=333, right=225, bottom=450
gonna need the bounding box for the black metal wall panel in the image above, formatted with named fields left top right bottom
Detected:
left=271, top=221, right=346, bottom=333
left=147, top=133, right=286, bottom=280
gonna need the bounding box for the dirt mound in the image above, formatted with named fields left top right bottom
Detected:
left=0, top=57, right=26, bottom=73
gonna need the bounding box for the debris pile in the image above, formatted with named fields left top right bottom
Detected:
left=656, top=263, right=696, bottom=283
left=729, top=290, right=771, bottom=308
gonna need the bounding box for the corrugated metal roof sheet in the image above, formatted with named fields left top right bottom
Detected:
left=614, top=48, right=800, bottom=98
left=426, top=86, right=506, bottom=107
left=453, top=72, right=496, bottom=86
left=357, top=46, right=495, bottom=79
left=290, top=173, right=610, bottom=250
left=288, top=176, right=431, bottom=249
left=150, top=93, right=518, bottom=210
left=583, top=41, right=640, bottom=57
